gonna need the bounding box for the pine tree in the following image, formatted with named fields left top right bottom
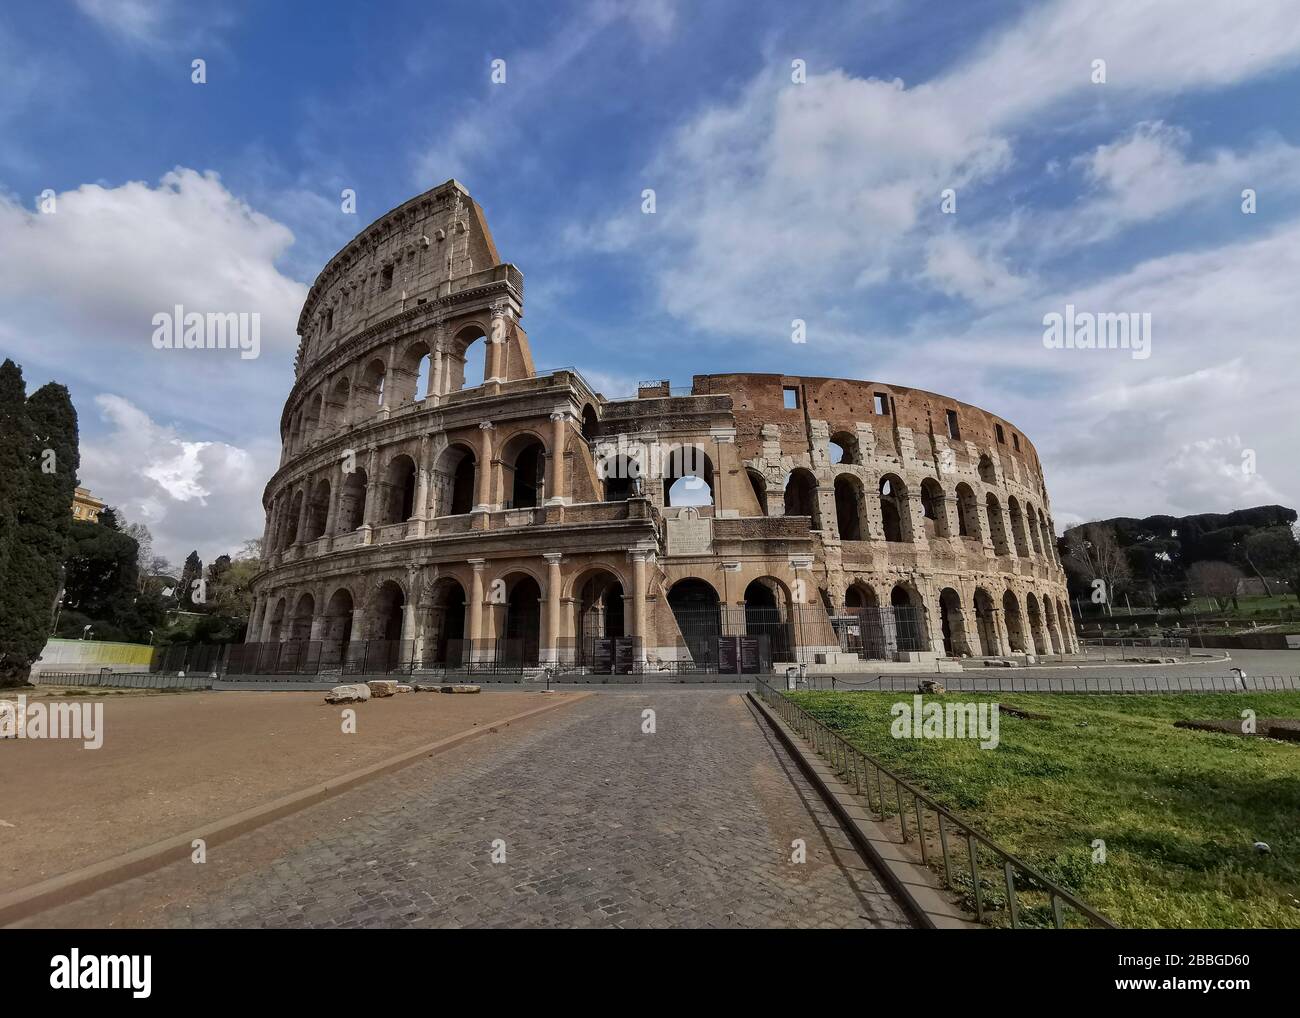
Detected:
left=0, top=380, right=79, bottom=686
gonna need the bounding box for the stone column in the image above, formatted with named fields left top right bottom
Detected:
left=309, top=612, right=327, bottom=642
left=294, top=484, right=311, bottom=545
left=487, top=305, right=508, bottom=383
left=350, top=607, right=366, bottom=649
left=543, top=553, right=562, bottom=665
left=630, top=550, right=649, bottom=662
left=468, top=559, right=486, bottom=661
left=991, top=608, right=1011, bottom=656
left=323, top=468, right=342, bottom=550
left=430, top=347, right=443, bottom=400
left=413, top=435, right=431, bottom=536
left=401, top=598, right=418, bottom=666
left=547, top=411, right=568, bottom=505
left=361, top=448, right=380, bottom=544
left=474, top=422, right=495, bottom=512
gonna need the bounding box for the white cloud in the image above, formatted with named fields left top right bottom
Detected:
left=80, top=395, right=277, bottom=566
left=74, top=0, right=236, bottom=50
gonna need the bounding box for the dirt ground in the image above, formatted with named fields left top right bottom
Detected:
left=0, top=687, right=576, bottom=894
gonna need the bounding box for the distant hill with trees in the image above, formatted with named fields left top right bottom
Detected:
left=1061, top=504, right=1300, bottom=612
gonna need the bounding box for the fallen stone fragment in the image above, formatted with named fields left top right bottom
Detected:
left=366, top=679, right=398, bottom=698
left=396, top=684, right=414, bottom=693
left=325, top=684, right=370, bottom=704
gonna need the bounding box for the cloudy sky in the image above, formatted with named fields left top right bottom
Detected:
left=1, top=0, right=1297, bottom=565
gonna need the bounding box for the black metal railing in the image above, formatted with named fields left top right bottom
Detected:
left=795, top=673, right=1300, bottom=694
left=753, top=679, right=1115, bottom=929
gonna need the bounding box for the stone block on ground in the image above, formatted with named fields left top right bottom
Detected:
left=367, top=680, right=398, bottom=698
left=324, top=684, right=370, bottom=704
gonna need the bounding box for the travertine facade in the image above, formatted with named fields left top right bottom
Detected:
left=248, top=180, right=1077, bottom=671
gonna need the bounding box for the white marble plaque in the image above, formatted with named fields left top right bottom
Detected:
left=667, top=511, right=713, bottom=556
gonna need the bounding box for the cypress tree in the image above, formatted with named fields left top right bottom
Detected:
left=0, top=380, right=79, bottom=685
left=178, top=550, right=203, bottom=608
left=0, top=360, right=28, bottom=595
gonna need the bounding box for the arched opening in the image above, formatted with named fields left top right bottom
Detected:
left=667, top=578, right=721, bottom=667
left=844, top=581, right=879, bottom=609
left=426, top=577, right=467, bottom=667
left=1002, top=591, right=1026, bottom=653
left=973, top=588, right=998, bottom=656
left=504, top=435, right=546, bottom=509
left=305, top=478, right=331, bottom=541
left=938, top=587, right=969, bottom=656
left=450, top=325, right=488, bottom=390
left=286, top=416, right=302, bottom=455
left=602, top=455, right=638, bottom=502
left=284, top=489, right=304, bottom=546
left=986, top=493, right=1010, bottom=555
left=321, top=587, right=354, bottom=670
left=325, top=376, right=350, bottom=430
left=396, top=340, right=433, bottom=404
left=921, top=477, right=947, bottom=538
left=265, top=597, right=286, bottom=643
left=1039, top=510, right=1056, bottom=562
left=288, top=591, right=315, bottom=643
left=664, top=446, right=714, bottom=507
left=783, top=468, right=818, bottom=524
left=1043, top=596, right=1063, bottom=654
left=500, top=575, right=541, bottom=667
left=575, top=570, right=625, bottom=670
left=374, top=580, right=406, bottom=643
left=304, top=392, right=323, bottom=443
left=834, top=474, right=864, bottom=540
left=1057, top=597, right=1072, bottom=650
left=890, top=584, right=927, bottom=652
left=383, top=454, right=418, bottom=523
left=746, top=469, right=768, bottom=516
left=1025, top=592, right=1047, bottom=654
left=744, top=578, right=794, bottom=662
left=1025, top=503, right=1044, bottom=554
left=433, top=444, right=477, bottom=517
left=581, top=404, right=598, bottom=441
left=829, top=431, right=860, bottom=465
left=1007, top=497, right=1030, bottom=557
left=879, top=474, right=910, bottom=542
left=955, top=482, right=980, bottom=539
left=978, top=454, right=996, bottom=484
left=337, top=469, right=367, bottom=532
left=358, top=358, right=386, bottom=412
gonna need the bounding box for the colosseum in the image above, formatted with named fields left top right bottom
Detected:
left=245, top=179, right=1079, bottom=677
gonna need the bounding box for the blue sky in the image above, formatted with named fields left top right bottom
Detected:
left=2, top=0, right=1299, bottom=564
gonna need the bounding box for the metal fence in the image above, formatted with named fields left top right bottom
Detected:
left=1079, top=637, right=1191, bottom=661
left=796, top=673, right=1300, bottom=694
left=753, top=679, right=1115, bottom=929
left=33, top=670, right=212, bottom=689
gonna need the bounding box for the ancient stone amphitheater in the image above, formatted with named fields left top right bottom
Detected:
left=247, top=180, right=1078, bottom=676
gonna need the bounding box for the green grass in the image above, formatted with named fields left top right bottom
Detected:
left=787, top=690, right=1300, bottom=929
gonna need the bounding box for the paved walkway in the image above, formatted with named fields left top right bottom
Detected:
left=20, top=690, right=910, bottom=929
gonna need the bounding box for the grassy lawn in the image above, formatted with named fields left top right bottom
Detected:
left=787, top=690, right=1300, bottom=929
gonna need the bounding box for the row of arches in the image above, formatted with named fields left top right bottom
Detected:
left=762, top=468, right=1058, bottom=559
left=284, top=324, right=493, bottom=457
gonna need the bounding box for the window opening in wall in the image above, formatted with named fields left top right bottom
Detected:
left=1012, top=433, right=1021, bottom=451
left=873, top=393, right=888, bottom=415
left=381, top=264, right=394, bottom=291
left=324, top=308, right=333, bottom=332
left=782, top=387, right=799, bottom=410
left=945, top=409, right=960, bottom=440
left=995, top=423, right=1005, bottom=444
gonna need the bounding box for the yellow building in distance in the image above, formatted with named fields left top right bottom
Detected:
left=72, top=486, right=105, bottom=523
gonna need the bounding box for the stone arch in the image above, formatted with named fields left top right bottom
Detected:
left=938, top=587, right=971, bottom=656
left=497, top=571, right=542, bottom=667
left=1002, top=590, right=1027, bottom=653
left=395, top=338, right=434, bottom=404
left=744, top=576, right=795, bottom=662
left=1042, top=595, right=1063, bottom=654
left=320, top=586, right=355, bottom=669
left=425, top=575, right=468, bottom=666
left=501, top=430, right=547, bottom=509
left=581, top=404, right=598, bottom=441
left=889, top=582, right=928, bottom=652
left=383, top=453, right=418, bottom=523
left=834, top=473, right=865, bottom=540
left=783, top=468, right=818, bottom=525
left=304, top=391, right=323, bottom=443
left=433, top=442, right=477, bottom=517
left=1007, top=496, right=1030, bottom=557
left=357, top=357, right=386, bottom=412
left=973, top=588, right=998, bottom=656
left=921, top=477, right=949, bottom=538
left=829, top=431, right=860, bottom=465
left=265, top=596, right=287, bottom=643
left=573, top=568, right=626, bottom=662
left=1025, top=501, right=1044, bottom=554
left=978, top=454, right=996, bottom=484
left=746, top=468, right=768, bottom=516
left=1057, top=597, right=1073, bottom=650
left=601, top=454, right=639, bottom=501
left=337, top=468, right=367, bottom=532
left=449, top=323, right=488, bottom=390
left=288, top=591, right=316, bottom=642
left=986, top=493, right=1010, bottom=555
left=663, top=445, right=714, bottom=507
left=667, top=577, right=721, bottom=667
left=372, top=579, right=407, bottom=643
left=325, top=375, right=351, bottom=430
left=879, top=473, right=911, bottom=543
left=1025, top=592, right=1048, bottom=654
left=284, top=489, right=304, bottom=546
left=955, top=482, right=980, bottom=539
left=844, top=580, right=879, bottom=609
left=305, top=477, right=331, bottom=541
